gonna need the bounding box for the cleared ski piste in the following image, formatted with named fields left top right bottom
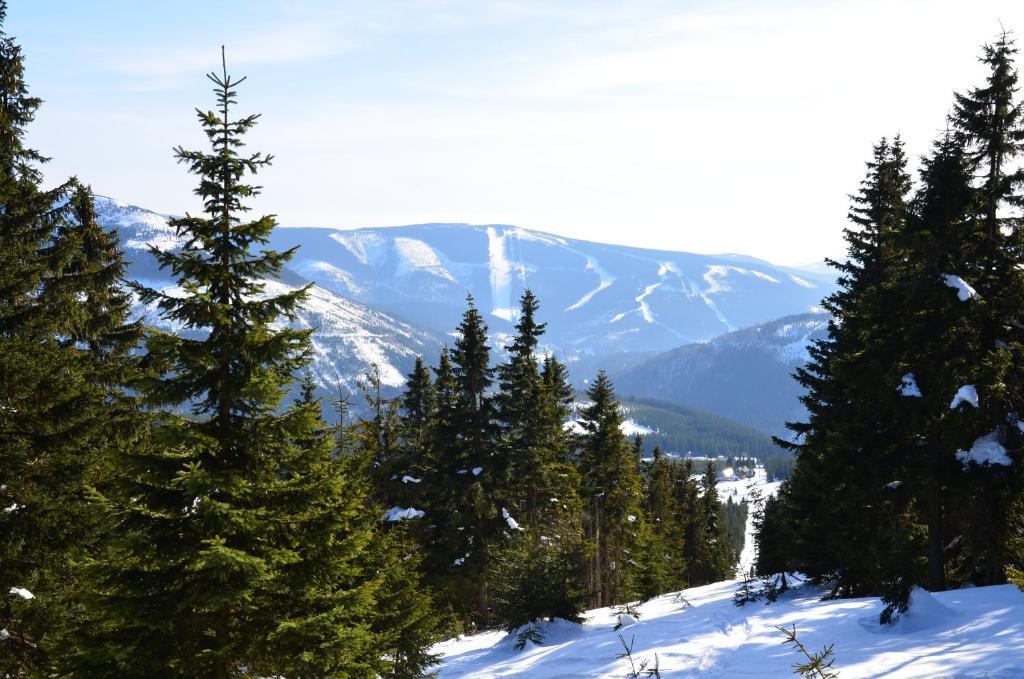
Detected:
left=433, top=470, right=1024, bottom=678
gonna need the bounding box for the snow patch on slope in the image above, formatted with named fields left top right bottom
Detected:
left=634, top=283, right=660, bottom=323
left=789, top=273, right=816, bottom=288
left=620, top=419, right=655, bottom=437
left=295, top=260, right=364, bottom=295
left=394, top=237, right=456, bottom=282
left=330, top=231, right=388, bottom=267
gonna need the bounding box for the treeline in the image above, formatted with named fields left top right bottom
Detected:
left=755, top=32, right=1024, bottom=621
left=366, top=290, right=741, bottom=645
left=0, top=9, right=741, bottom=677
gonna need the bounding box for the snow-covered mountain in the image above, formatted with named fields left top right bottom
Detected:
left=610, top=313, right=831, bottom=435
left=268, top=223, right=836, bottom=355
left=99, top=196, right=834, bottom=414
left=98, top=197, right=441, bottom=401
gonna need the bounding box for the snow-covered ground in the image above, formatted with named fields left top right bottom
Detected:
left=433, top=580, right=1024, bottom=678
left=433, top=469, right=1024, bottom=677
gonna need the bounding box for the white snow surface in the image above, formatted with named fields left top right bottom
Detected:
left=383, top=507, right=425, bottom=522
left=898, top=373, right=922, bottom=398
left=501, top=507, right=522, bottom=531
left=950, top=385, right=979, bottom=410
left=943, top=274, right=979, bottom=301
left=956, top=429, right=1012, bottom=467
left=434, top=580, right=1024, bottom=678
left=565, top=254, right=615, bottom=312
left=619, top=419, right=655, bottom=437
left=486, top=227, right=516, bottom=321
left=394, top=237, right=456, bottom=282
left=716, top=469, right=781, bottom=575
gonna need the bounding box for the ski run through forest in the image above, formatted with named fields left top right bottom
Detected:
left=2, top=1, right=1024, bottom=676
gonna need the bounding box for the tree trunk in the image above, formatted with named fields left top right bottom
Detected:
left=926, top=479, right=946, bottom=591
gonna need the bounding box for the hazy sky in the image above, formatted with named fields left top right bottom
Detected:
left=10, top=0, right=1024, bottom=265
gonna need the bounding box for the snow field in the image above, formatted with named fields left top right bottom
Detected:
left=434, top=579, right=1024, bottom=678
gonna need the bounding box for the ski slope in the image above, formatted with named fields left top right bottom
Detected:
left=434, top=469, right=1024, bottom=677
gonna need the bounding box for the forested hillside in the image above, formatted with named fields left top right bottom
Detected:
left=620, top=397, right=786, bottom=458
left=613, top=313, right=829, bottom=434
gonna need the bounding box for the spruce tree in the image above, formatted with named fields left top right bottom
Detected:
left=642, top=447, right=685, bottom=592
left=0, top=7, right=141, bottom=671
left=777, top=138, right=914, bottom=598
left=950, top=31, right=1024, bottom=586
left=447, top=296, right=507, bottom=624
left=578, top=371, right=644, bottom=607
left=68, top=53, right=387, bottom=676
left=495, top=289, right=549, bottom=528
left=491, top=291, right=588, bottom=633
left=687, top=462, right=733, bottom=585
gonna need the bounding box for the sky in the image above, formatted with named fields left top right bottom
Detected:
left=9, top=0, right=1024, bottom=266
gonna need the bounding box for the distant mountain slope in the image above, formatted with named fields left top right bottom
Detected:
left=98, top=195, right=832, bottom=428
left=98, top=197, right=442, bottom=401
left=618, top=398, right=785, bottom=459
left=612, top=313, right=830, bottom=435
left=268, top=222, right=836, bottom=354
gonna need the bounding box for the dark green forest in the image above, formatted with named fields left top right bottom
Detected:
left=620, top=397, right=787, bottom=459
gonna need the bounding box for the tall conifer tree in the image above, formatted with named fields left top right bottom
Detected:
left=68, top=53, right=390, bottom=676
left=578, top=371, right=644, bottom=607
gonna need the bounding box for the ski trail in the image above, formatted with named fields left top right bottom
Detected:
left=565, top=253, right=615, bottom=311
left=487, top=226, right=515, bottom=321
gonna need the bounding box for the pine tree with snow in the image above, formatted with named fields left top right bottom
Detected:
left=414, top=346, right=470, bottom=621
left=776, top=137, right=915, bottom=598
left=734, top=566, right=761, bottom=607
left=448, top=297, right=507, bottom=624
left=65, top=54, right=388, bottom=676
left=361, top=362, right=418, bottom=509
left=495, top=289, right=550, bottom=529
left=948, top=31, right=1024, bottom=586
left=491, top=526, right=588, bottom=649
left=414, top=300, right=508, bottom=626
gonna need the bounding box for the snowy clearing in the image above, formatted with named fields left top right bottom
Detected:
left=433, top=579, right=1024, bottom=678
